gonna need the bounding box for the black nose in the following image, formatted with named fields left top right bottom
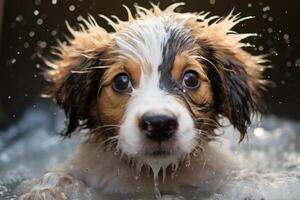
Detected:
left=139, top=112, right=178, bottom=142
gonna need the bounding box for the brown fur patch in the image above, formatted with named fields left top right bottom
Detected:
left=96, top=59, right=141, bottom=136
left=172, top=54, right=213, bottom=110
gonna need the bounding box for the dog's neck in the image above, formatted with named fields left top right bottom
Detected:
left=62, top=141, right=238, bottom=194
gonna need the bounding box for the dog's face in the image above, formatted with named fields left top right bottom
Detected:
left=45, top=4, right=265, bottom=168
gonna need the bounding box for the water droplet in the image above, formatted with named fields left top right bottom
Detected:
left=209, top=0, right=216, bottom=5
left=51, top=30, right=57, bottom=36
left=69, top=5, right=76, bottom=11
left=35, top=0, right=41, bottom=5
left=295, top=59, right=300, bottom=67
left=16, top=15, right=23, bottom=22
left=268, top=17, right=273, bottom=22
left=37, top=18, right=43, bottom=25
left=185, top=154, right=191, bottom=167
left=29, top=31, right=35, bottom=37
left=24, top=42, right=29, bottom=48
left=263, top=6, right=270, bottom=12
left=38, top=41, right=47, bottom=48
left=267, top=28, right=273, bottom=33
left=34, top=10, right=39, bottom=16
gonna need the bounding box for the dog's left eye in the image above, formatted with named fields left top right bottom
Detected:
left=113, top=73, right=132, bottom=93
left=182, top=70, right=200, bottom=89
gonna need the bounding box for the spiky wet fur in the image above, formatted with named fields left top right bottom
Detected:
left=21, top=3, right=267, bottom=199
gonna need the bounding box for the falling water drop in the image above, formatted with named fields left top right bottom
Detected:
left=69, top=5, right=76, bottom=12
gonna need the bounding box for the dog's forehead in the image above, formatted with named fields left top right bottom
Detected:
left=115, top=16, right=195, bottom=77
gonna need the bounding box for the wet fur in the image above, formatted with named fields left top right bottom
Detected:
left=21, top=3, right=266, bottom=199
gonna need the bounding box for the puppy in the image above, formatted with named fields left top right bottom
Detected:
left=21, top=3, right=266, bottom=199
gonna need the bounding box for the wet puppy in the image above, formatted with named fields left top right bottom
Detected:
left=21, top=3, right=266, bottom=199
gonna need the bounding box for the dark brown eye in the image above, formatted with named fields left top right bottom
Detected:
left=182, top=70, right=200, bottom=89
left=113, top=73, right=132, bottom=92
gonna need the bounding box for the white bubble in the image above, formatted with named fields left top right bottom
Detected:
left=51, top=30, right=57, bottom=36
left=253, top=128, right=268, bottom=140
left=263, top=6, right=270, bottom=12
left=283, top=34, right=289, bottom=40
left=36, top=64, right=41, bottom=69
left=268, top=17, right=273, bottom=22
left=16, top=15, right=23, bottom=22
left=258, top=46, right=264, bottom=51
left=209, top=0, right=216, bottom=5
left=295, top=59, right=300, bottom=67
left=267, top=28, right=273, bottom=33
left=248, top=3, right=252, bottom=7
left=8, top=96, right=12, bottom=99
left=51, top=0, right=57, bottom=5
left=38, top=41, right=47, bottom=48
left=11, top=58, right=16, bottom=64
left=34, top=10, right=39, bottom=16
left=37, top=18, right=43, bottom=25
left=35, top=0, right=41, bottom=5
left=24, top=42, right=29, bottom=48
left=29, top=31, right=35, bottom=37
left=69, top=5, right=76, bottom=11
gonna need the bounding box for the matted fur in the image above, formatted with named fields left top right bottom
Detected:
left=21, top=3, right=268, bottom=200
left=44, top=2, right=266, bottom=140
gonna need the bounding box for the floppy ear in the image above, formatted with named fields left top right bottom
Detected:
left=44, top=17, right=111, bottom=137
left=188, top=13, right=267, bottom=141
left=212, top=49, right=266, bottom=141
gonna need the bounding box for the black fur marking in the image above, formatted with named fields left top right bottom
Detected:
left=158, top=26, right=212, bottom=128
left=158, top=26, right=194, bottom=93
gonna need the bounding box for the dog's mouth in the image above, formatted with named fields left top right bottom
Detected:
left=140, top=137, right=183, bottom=157
left=146, top=146, right=173, bottom=157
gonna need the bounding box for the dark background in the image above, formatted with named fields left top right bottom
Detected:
left=0, top=0, right=300, bottom=130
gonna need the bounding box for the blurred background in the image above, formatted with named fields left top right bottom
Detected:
left=0, top=0, right=299, bottom=131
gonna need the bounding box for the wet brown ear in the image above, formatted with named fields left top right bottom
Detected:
left=200, top=43, right=266, bottom=141
left=188, top=13, right=267, bottom=141
left=216, top=49, right=265, bottom=140
left=44, top=17, right=111, bottom=137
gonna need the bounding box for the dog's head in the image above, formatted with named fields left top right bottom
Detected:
left=45, top=3, right=266, bottom=169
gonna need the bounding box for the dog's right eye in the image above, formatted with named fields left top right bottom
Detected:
left=113, top=73, right=132, bottom=93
